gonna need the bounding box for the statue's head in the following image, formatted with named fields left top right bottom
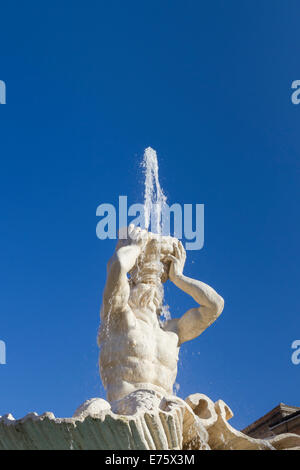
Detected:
left=128, top=232, right=179, bottom=315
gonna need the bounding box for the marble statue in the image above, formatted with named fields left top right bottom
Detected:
left=1, top=225, right=300, bottom=450
left=97, top=224, right=224, bottom=404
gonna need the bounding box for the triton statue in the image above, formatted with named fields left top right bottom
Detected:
left=97, top=224, right=224, bottom=403
left=1, top=226, right=300, bottom=449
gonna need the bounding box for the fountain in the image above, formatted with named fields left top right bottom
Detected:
left=0, top=148, right=300, bottom=450
left=142, top=146, right=167, bottom=234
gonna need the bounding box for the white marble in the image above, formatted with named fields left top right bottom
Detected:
left=1, top=226, right=299, bottom=450
left=1, top=392, right=300, bottom=450
left=98, top=225, right=224, bottom=403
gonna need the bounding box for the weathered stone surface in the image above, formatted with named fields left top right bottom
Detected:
left=1, top=391, right=300, bottom=450
left=0, top=390, right=208, bottom=450
left=186, top=394, right=300, bottom=451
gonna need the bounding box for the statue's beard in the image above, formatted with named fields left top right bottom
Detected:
left=127, top=239, right=171, bottom=313
left=128, top=281, right=164, bottom=314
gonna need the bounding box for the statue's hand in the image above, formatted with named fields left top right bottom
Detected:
left=165, top=240, right=186, bottom=282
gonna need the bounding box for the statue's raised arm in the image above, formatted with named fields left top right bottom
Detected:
left=101, top=224, right=148, bottom=320
left=164, top=241, right=224, bottom=345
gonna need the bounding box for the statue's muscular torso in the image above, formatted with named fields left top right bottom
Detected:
left=99, top=305, right=179, bottom=403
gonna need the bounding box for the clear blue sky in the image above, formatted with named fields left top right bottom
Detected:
left=0, top=1, right=299, bottom=430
